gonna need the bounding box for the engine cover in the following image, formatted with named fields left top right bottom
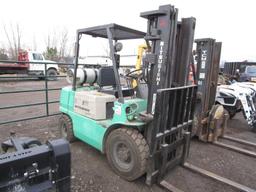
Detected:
left=74, top=90, right=116, bottom=120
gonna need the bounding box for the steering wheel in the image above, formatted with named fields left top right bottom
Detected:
left=125, top=69, right=142, bottom=79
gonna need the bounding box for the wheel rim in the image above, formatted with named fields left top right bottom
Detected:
left=112, top=141, right=134, bottom=171
left=47, top=71, right=56, bottom=80
left=61, top=123, right=68, bottom=138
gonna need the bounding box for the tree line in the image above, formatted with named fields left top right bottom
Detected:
left=0, top=23, right=74, bottom=63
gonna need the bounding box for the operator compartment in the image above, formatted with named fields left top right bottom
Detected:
left=74, top=90, right=116, bottom=120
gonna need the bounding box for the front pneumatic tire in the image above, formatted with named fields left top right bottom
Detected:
left=106, top=128, right=149, bottom=181
left=59, top=114, right=76, bottom=142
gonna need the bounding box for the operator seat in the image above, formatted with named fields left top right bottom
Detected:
left=97, top=67, right=134, bottom=98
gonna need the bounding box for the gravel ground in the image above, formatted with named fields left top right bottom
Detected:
left=0, top=78, right=255, bottom=192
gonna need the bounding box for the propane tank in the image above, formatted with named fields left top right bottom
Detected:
left=67, top=68, right=98, bottom=85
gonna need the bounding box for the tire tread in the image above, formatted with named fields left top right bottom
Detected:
left=59, top=114, right=76, bottom=142
left=106, top=127, right=149, bottom=181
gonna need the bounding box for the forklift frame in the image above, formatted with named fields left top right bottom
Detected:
left=64, top=4, right=198, bottom=187
left=72, top=23, right=146, bottom=103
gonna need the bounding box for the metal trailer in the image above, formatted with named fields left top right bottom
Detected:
left=0, top=134, right=71, bottom=192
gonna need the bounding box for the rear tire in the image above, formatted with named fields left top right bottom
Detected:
left=59, top=114, right=76, bottom=142
left=46, top=69, right=58, bottom=81
left=106, top=128, right=149, bottom=181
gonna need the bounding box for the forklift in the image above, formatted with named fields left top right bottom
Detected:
left=59, top=4, right=197, bottom=185
left=193, top=38, right=256, bottom=156
left=192, top=38, right=227, bottom=142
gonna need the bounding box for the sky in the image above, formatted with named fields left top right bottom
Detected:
left=1, top=0, right=256, bottom=62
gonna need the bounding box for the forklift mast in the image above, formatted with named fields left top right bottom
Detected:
left=173, top=18, right=196, bottom=86
left=194, top=38, right=223, bottom=141
left=141, top=5, right=178, bottom=114
left=195, top=39, right=222, bottom=112
left=140, top=5, right=197, bottom=184
left=141, top=5, right=196, bottom=114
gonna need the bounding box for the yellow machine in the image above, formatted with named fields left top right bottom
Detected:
left=132, top=44, right=148, bottom=88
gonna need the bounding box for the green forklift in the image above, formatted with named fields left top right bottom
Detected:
left=59, top=5, right=197, bottom=185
